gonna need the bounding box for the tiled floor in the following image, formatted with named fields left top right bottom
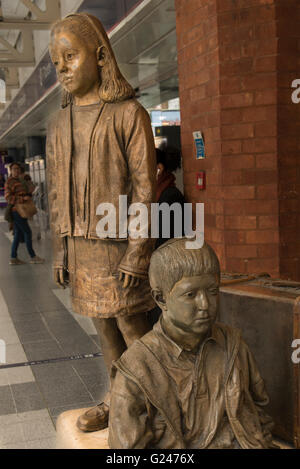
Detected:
left=0, top=212, right=108, bottom=449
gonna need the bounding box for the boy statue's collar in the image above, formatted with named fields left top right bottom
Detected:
left=153, top=317, right=225, bottom=358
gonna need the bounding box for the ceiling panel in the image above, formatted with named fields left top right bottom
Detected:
left=0, top=0, right=179, bottom=148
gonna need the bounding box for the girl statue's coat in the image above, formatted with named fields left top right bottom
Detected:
left=47, top=14, right=157, bottom=318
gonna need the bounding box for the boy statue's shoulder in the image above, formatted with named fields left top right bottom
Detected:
left=117, top=328, right=159, bottom=366
left=116, top=322, right=243, bottom=363
left=116, top=322, right=243, bottom=374
left=215, top=321, right=241, bottom=340
left=112, top=327, right=169, bottom=385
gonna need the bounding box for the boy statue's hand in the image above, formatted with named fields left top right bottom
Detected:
left=53, top=267, right=69, bottom=289
left=118, top=271, right=140, bottom=289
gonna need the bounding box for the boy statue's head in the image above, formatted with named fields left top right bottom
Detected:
left=149, top=239, right=220, bottom=349
left=49, top=13, right=135, bottom=107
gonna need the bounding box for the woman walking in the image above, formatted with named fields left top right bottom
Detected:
left=4, top=162, right=44, bottom=265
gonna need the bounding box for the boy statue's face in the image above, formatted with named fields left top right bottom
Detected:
left=50, top=28, right=100, bottom=98
left=162, top=273, right=219, bottom=338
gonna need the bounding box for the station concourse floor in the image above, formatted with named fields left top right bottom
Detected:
left=0, top=210, right=108, bottom=449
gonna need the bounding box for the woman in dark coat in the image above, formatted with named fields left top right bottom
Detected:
left=148, top=146, right=185, bottom=326
left=155, top=146, right=185, bottom=248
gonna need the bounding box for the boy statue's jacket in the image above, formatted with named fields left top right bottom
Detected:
left=46, top=98, right=156, bottom=278
left=109, top=321, right=276, bottom=449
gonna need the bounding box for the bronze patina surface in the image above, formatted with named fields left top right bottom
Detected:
left=47, top=12, right=156, bottom=430
left=109, top=239, right=276, bottom=449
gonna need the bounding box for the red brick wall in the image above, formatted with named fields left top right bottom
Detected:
left=175, top=0, right=300, bottom=280
left=175, top=0, right=224, bottom=264
left=218, top=0, right=279, bottom=276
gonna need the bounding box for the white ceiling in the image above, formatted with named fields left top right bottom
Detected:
left=0, top=0, right=179, bottom=148
left=0, top=0, right=42, bottom=49
left=0, top=1, right=28, bottom=52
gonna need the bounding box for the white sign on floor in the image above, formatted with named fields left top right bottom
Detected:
left=0, top=339, right=6, bottom=364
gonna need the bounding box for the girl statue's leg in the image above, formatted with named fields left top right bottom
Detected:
left=76, top=313, right=151, bottom=432
left=93, top=317, right=127, bottom=376
left=117, top=313, right=151, bottom=347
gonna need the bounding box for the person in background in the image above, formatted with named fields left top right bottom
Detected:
left=19, top=166, right=35, bottom=193
left=156, top=146, right=185, bottom=248
left=148, top=147, right=186, bottom=326
left=0, top=173, right=5, bottom=189
left=4, top=162, right=44, bottom=265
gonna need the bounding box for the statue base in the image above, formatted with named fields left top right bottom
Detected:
left=56, top=407, right=293, bottom=449
left=56, top=408, right=109, bottom=449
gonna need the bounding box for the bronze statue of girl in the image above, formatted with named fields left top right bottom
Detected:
left=47, top=12, right=156, bottom=432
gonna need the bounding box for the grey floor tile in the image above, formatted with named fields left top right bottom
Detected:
left=0, top=370, right=9, bottom=387
left=16, top=409, right=49, bottom=422
left=36, top=299, right=69, bottom=312
left=1, top=288, right=30, bottom=302
left=52, top=289, right=73, bottom=312
left=0, top=385, right=16, bottom=415
left=71, top=357, right=106, bottom=378
left=6, top=366, right=35, bottom=385
left=0, top=321, right=19, bottom=345
left=12, top=312, right=42, bottom=324
left=0, top=413, right=19, bottom=426
left=8, top=306, right=41, bottom=319
left=36, top=375, right=94, bottom=408
left=33, top=288, right=64, bottom=299
left=72, top=315, right=97, bottom=337
left=42, top=309, right=78, bottom=325
left=58, top=337, right=100, bottom=356
left=0, top=307, right=10, bottom=321
left=5, top=343, right=27, bottom=364
left=11, top=382, right=47, bottom=413
left=0, top=422, right=24, bottom=445
left=32, top=362, right=78, bottom=382
left=4, top=300, right=38, bottom=314
left=22, top=339, right=64, bottom=361
left=0, top=315, right=11, bottom=326
left=21, top=418, right=55, bottom=441
left=13, top=279, right=50, bottom=291
left=80, top=373, right=109, bottom=402
left=90, top=334, right=99, bottom=344
left=26, top=437, right=56, bottom=449
left=3, top=441, right=28, bottom=449
left=46, top=322, right=90, bottom=341
left=49, top=401, right=98, bottom=427
left=13, top=316, right=53, bottom=344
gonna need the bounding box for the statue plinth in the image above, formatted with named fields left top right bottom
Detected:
left=56, top=408, right=109, bottom=449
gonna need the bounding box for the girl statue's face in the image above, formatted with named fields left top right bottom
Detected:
left=50, top=27, right=100, bottom=99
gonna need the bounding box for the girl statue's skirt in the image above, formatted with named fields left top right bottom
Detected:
left=67, top=237, right=155, bottom=318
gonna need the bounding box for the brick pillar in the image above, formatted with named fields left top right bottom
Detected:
left=175, top=0, right=300, bottom=280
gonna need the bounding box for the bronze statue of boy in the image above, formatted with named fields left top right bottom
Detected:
left=108, top=239, right=276, bottom=449
left=47, top=13, right=156, bottom=432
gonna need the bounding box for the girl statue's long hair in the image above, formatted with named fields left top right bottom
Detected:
left=51, top=13, right=135, bottom=107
